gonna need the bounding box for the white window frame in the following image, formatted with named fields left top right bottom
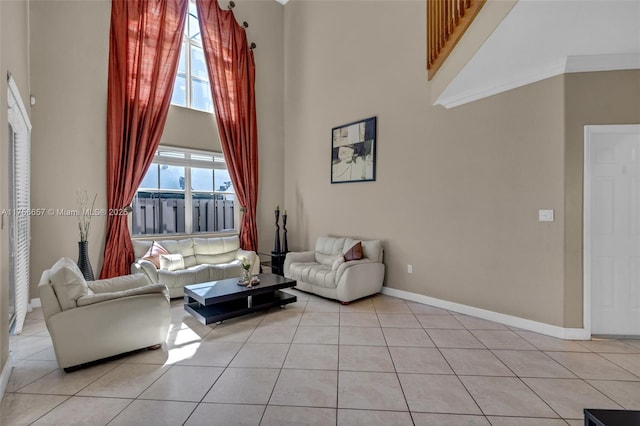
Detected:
left=173, top=0, right=213, bottom=113
left=131, top=145, right=237, bottom=236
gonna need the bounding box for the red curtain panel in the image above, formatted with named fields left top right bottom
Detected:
left=196, top=0, right=259, bottom=252
left=101, top=0, right=188, bottom=278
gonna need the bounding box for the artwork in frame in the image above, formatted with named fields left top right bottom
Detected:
left=331, top=116, right=376, bottom=184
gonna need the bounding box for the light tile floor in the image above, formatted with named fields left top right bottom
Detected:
left=3, top=290, right=640, bottom=425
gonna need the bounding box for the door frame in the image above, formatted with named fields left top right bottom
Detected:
left=583, top=124, right=640, bottom=338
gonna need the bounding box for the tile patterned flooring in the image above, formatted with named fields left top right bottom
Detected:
left=2, top=290, right=640, bottom=425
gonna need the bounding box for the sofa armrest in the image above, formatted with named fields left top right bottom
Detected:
left=284, top=251, right=315, bottom=277
left=131, top=259, right=159, bottom=283
left=335, top=261, right=385, bottom=302
left=335, top=258, right=375, bottom=283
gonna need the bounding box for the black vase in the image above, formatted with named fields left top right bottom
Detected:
left=77, top=241, right=94, bottom=281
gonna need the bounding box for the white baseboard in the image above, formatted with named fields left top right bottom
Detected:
left=0, top=355, right=13, bottom=401
left=30, top=298, right=41, bottom=309
left=381, top=286, right=590, bottom=341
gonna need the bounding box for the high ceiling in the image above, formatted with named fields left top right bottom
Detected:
left=436, top=0, right=640, bottom=108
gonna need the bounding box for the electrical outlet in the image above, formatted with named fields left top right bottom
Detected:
left=407, top=264, right=413, bottom=274
left=538, top=209, right=554, bottom=222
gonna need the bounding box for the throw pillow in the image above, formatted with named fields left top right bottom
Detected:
left=143, top=241, right=169, bottom=268
left=344, top=241, right=363, bottom=262
left=159, top=253, right=185, bottom=271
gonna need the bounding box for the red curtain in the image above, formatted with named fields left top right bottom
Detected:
left=101, top=0, right=187, bottom=278
left=196, top=0, right=259, bottom=252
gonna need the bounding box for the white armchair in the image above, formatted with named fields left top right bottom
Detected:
left=39, top=257, right=171, bottom=371
left=284, top=237, right=385, bottom=303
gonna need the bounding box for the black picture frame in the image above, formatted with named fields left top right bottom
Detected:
left=331, top=116, right=377, bottom=184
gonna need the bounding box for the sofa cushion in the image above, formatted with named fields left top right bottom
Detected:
left=158, top=264, right=210, bottom=289
left=49, top=257, right=89, bottom=310
left=132, top=239, right=153, bottom=259
left=193, top=237, right=239, bottom=265
left=288, top=262, right=337, bottom=289
left=143, top=241, right=169, bottom=268
left=157, top=239, right=196, bottom=267
left=344, top=241, right=363, bottom=261
left=362, top=240, right=383, bottom=263
left=88, top=274, right=151, bottom=293
left=77, top=283, right=166, bottom=307
left=159, top=253, right=185, bottom=271
left=207, top=261, right=243, bottom=281
left=314, top=237, right=346, bottom=266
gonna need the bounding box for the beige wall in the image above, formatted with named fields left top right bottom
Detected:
left=1, top=0, right=30, bottom=380
left=30, top=0, right=111, bottom=298
left=284, top=0, right=568, bottom=326
left=563, top=70, right=640, bottom=327
left=29, top=0, right=284, bottom=300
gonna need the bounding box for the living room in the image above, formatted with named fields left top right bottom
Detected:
left=1, top=0, right=640, bottom=424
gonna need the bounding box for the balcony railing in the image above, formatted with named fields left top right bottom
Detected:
left=131, top=192, right=235, bottom=235
left=427, top=0, right=486, bottom=80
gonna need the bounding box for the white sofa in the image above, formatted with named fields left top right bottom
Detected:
left=131, top=235, right=260, bottom=298
left=39, top=257, right=170, bottom=371
left=284, top=236, right=385, bottom=303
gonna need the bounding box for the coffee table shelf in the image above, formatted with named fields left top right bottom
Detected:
left=184, top=274, right=297, bottom=325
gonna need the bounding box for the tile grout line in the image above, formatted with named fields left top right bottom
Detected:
left=259, top=297, right=307, bottom=424
left=374, top=303, right=417, bottom=426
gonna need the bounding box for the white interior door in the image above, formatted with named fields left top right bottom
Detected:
left=586, top=125, right=640, bottom=336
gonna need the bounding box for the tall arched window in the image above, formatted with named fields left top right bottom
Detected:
left=171, top=0, right=213, bottom=112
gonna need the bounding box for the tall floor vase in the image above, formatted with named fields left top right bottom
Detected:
left=77, top=241, right=95, bottom=281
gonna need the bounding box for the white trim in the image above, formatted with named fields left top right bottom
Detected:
left=435, top=58, right=566, bottom=109
left=381, top=286, right=590, bottom=340
left=566, top=53, right=640, bottom=74
left=0, top=355, right=13, bottom=400
left=31, top=298, right=41, bottom=308
left=583, top=124, right=640, bottom=338
left=436, top=53, right=640, bottom=109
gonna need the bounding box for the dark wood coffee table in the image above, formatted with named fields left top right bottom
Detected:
left=184, top=274, right=297, bottom=325
left=584, top=409, right=640, bottom=425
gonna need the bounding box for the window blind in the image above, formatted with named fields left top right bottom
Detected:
left=8, top=74, right=32, bottom=335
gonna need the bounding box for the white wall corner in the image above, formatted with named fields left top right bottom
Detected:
left=31, top=298, right=42, bottom=308
left=381, top=286, right=590, bottom=340
left=0, top=355, right=14, bottom=401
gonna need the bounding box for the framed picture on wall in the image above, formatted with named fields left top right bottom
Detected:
left=331, top=116, right=377, bottom=184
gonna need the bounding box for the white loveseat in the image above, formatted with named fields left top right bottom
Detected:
left=284, top=236, right=385, bottom=303
left=131, top=235, right=260, bottom=298
left=39, top=257, right=170, bottom=371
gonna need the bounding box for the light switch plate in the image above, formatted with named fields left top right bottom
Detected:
left=539, top=209, right=554, bottom=222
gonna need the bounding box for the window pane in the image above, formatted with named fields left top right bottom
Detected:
left=190, top=46, right=208, bottom=80
left=215, top=169, right=234, bottom=192
left=192, top=193, right=214, bottom=233
left=192, top=167, right=213, bottom=191
left=178, top=42, right=186, bottom=74
left=131, top=192, right=186, bottom=235
left=192, top=79, right=213, bottom=112
left=172, top=74, right=186, bottom=107
left=192, top=193, right=234, bottom=233
left=188, top=11, right=201, bottom=43
left=159, top=165, right=185, bottom=190
left=139, top=164, right=158, bottom=190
